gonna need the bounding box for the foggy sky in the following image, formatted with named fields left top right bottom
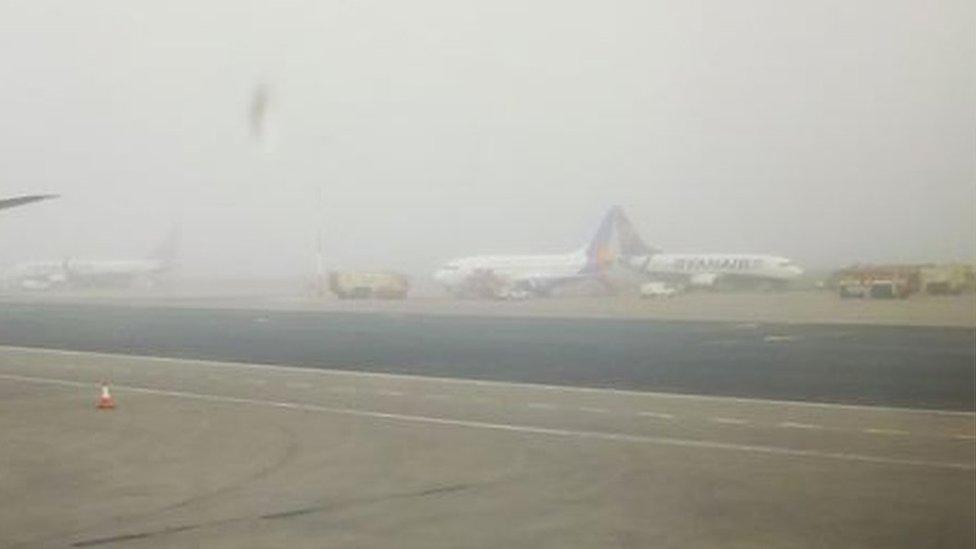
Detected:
left=1, top=1, right=973, bottom=277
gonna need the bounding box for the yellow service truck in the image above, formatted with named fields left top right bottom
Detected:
left=328, top=271, right=409, bottom=299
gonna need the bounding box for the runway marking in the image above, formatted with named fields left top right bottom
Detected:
left=711, top=417, right=750, bottom=425
left=4, top=345, right=970, bottom=417
left=763, top=335, right=798, bottom=343
left=778, top=422, right=823, bottom=430
left=375, top=390, right=404, bottom=397
left=864, top=428, right=910, bottom=436
left=285, top=381, right=312, bottom=389
left=637, top=411, right=675, bottom=420
left=579, top=407, right=609, bottom=414
left=527, top=402, right=558, bottom=410
left=2, top=372, right=971, bottom=472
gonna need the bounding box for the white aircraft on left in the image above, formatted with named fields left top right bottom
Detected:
left=3, top=230, right=179, bottom=291
left=1, top=195, right=178, bottom=290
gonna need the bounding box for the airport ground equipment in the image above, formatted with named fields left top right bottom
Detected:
left=833, top=264, right=920, bottom=299
left=328, top=271, right=409, bottom=299
left=640, top=281, right=679, bottom=299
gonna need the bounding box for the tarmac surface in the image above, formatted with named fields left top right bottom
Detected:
left=0, top=346, right=973, bottom=548
left=0, top=302, right=972, bottom=410
left=1, top=297, right=974, bottom=547
left=5, top=289, right=976, bottom=327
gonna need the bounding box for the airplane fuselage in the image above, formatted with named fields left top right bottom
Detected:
left=623, top=253, right=803, bottom=285
left=4, top=259, right=168, bottom=290
left=434, top=251, right=588, bottom=293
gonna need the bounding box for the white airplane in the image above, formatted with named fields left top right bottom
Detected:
left=613, top=211, right=803, bottom=289
left=434, top=207, right=622, bottom=298
left=4, top=230, right=179, bottom=291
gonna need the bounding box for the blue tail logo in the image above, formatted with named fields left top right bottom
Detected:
left=581, top=206, right=622, bottom=274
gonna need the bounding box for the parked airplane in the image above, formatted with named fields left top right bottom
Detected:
left=3, top=230, right=179, bottom=291
left=614, top=210, right=803, bottom=289
left=0, top=194, right=57, bottom=212
left=434, top=207, right=622, bottom=298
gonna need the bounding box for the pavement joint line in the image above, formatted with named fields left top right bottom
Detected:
left=864, top=428, right=911, bottom=436
left=4, top=345, right=971, bottom=417
left=579, top=407, right=610, bottom=414
left=1, top=372, right=972, bottom=472
left=712, top=417, right=750, bottom=425
left=637, top=411, right=675, bottom=420
left=779, top=422, right=824, bottom=430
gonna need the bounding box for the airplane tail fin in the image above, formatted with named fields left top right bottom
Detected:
left=580, top=206, right=623, bottom=274
left=614, top=208, right=659, bottom=257
left=579, top=206, right=659, bottom=274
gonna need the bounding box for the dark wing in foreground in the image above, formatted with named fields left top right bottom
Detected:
left=0, top=194, right=58, bottom=211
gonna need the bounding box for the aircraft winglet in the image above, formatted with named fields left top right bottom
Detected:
left=0, top=194, right=58, bottom=212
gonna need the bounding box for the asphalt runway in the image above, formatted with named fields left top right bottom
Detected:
left=0, top=302, right=973, bottom=410
left=0, top=347, right=973, bottom=548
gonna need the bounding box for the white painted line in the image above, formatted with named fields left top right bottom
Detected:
left=1, top=345, right=972, bottom=417
left=285, top=381, right=312, bottom=389
left=375, top=390, right=404, bottom=397
left=2, top=372, right=970, bottom=472
left=579, top=407, right=609, bottom=414
left=763, top=335, right=798, bottom=343
left=864, top=428, right=910, bottom=436
left=711, top=417, right=750, bottom=425
left=637, top=411, right=675, bottom=420
left=778, top=422, right=823, bottom=430
left=952, top=435, right=976, bottom=441
left=527, top=402, right=558, bottom=410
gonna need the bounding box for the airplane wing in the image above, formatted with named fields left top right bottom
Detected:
left=0, top=194, right=58, bottom=212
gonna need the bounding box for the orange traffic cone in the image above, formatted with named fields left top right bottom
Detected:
left=96, top=382, right=116, bottom=410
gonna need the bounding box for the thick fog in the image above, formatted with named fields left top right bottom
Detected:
left=1, top=1, right=973, bottom=278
